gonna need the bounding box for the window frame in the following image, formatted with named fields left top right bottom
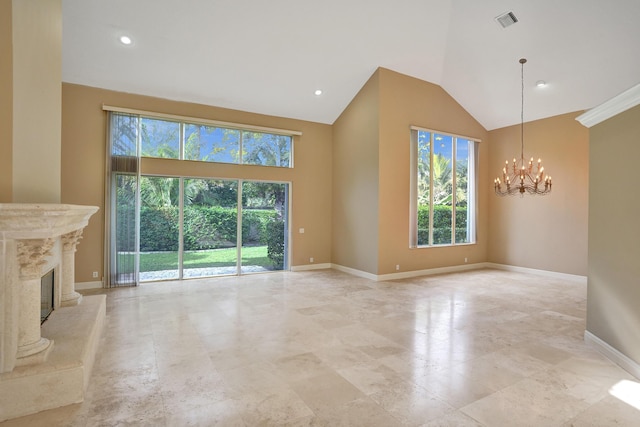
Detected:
left=410, top=126, right=479, bottom=248
left=104, top=106, right=300, bottom=168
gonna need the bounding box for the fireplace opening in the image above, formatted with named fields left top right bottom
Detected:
left=41, top=269, right=54, bottom=324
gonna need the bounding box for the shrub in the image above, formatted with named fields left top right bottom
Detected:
left=417, top=205, right=469, bottom=244
left=140, top=206, right=179, bottom=251
left=264, top=216, right=285, bottom=268
left=139, top=206, right=277, bottom=252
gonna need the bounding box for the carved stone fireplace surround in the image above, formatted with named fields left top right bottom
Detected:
left=0, top=204, right=105, bottom=421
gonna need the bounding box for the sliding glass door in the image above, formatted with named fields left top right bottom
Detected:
left=241, top=182, right=288, bottom=273
left=112, top=176, right=289, bottom=284
left=183, top=179, right=239, bottom=278
left=139, top=176, right=180, bottom=282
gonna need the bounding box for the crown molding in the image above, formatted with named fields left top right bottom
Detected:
left=576, top=83, right=640, bottom=128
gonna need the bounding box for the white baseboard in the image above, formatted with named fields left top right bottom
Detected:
left=376, top=263, right=486, bottom=281
left=331, top=262, right=486, bottom=282
left=584, top=331, right=640, bottom=380
left=76, top=280, right=104, bottom=290
left=291, top=263, right=332, bottom=272
left=328, top=262, right=586, bottom=283
left=331, top=264, right=378, bottom=281
left=485, top=262, right=587, bottom=283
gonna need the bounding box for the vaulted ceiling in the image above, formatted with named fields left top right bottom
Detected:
left=62, top=0, right=640, bottom=130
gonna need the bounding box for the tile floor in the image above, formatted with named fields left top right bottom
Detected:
left=2, top=268, right=638, bottom=426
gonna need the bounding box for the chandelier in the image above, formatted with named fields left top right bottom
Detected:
left=494, top=58, right=552, bottom=196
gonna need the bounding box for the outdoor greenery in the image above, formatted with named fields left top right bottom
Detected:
left=111, top=113, right=292, bottom=168
left=416, top=132, right=472, bottom=245
left=417, top=205, right=468, bottom=245
left=110, top=113, right=291, bottom=281
left=265, top=217, right=285, bottom=267
left=138, top=245, right=271, bottom=272
left=133, top=177, right=286, bottom=269
left=138, top=205, right=281, bottom=255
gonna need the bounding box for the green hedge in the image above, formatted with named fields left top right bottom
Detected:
left=417, top=205, right=469, bottom=245
left=139, top=206, right=276, bottom=252
left=140, top=206, right=179, bottom=251
left=264, top=217, right=285, bottom=269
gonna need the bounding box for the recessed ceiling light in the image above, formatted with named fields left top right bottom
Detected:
left=536, top=80, right=547, bottom=88
left=119, top=35, right=132, bottom=45
left=314, top=89, right=323, bottom=96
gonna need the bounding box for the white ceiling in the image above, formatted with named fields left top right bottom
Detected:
left=62, top=0, right=640, bottom=130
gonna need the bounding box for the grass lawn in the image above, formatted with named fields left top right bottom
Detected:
left=131, top=245, right=273, bottom=272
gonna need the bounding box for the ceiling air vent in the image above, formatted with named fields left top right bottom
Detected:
left=495, top=11, right=518, bottom=28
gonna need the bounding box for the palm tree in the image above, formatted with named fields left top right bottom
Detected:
left=140, top=177, right=177, bottom=207
left=432, top=154, right=453, bottom=204
left=418, top=153, right=453, bottom=205
left=140, top=177, right=206, bottom=207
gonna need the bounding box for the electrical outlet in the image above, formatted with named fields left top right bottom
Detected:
left=299, top=228, right=305, bottom=234
left=310, top=257, right=314, bottom=263
left=92, top=271, right=99, bottom=278
left=395, top=264, right=400, bottom=271
left=464, top=257, right=468, bottom=263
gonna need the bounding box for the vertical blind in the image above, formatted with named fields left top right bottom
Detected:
left=107, top=113, right=140, bottom=287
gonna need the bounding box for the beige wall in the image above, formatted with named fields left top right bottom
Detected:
left=61, top=84, right=333, bottom=283
left=0, top=0, right=12, bottom=202
left=11, top=0, right=62, bottom=203
left=332, top=71, right=380, bottom=273
left=377, top=69, right=490, bottom=274
left=587, top=104, right=640, bottom=366
left=488, top=112, right=589, bottom=276
left=332, top=68, right=489, bottom=275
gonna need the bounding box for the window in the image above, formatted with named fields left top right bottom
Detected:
left=141, top=117, right=180, bottom=159
left=106, top=109, right=294, bottom=287
left=110, top=111, right=295, bottom=168
left=410, top=128, right=478, bottom=247
left=184, top=124, right=240, bottom=163
left=242, top=131, right=291, bottom=167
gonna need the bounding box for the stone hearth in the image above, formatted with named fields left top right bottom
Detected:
left=0, top=204, right=104, bottom=421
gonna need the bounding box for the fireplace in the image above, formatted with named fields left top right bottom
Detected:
left=0, top=203, right=105, bottom=421
left=41, top=269, right=55, bottom=324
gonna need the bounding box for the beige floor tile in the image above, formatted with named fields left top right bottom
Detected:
left=165, top=400, right=247, bottom=427
left=272, top=351, right=333, bottom=382
left=418, top=369, right=497, bottom=409
left=312, top=343, right=375, bottom=370
left=563, top=395, right=640, bottom=426
left=337, top=360, right=407, bottom=395
left=460, top=377, right=590, bottom=426
left=84, top=391, right=166, bottom=426
left=511, top=341, right=574, bottom=365
left=309, top=397, right=404, bottom=427
left=419, top=410, right=484, bottom=427
left=219, top=361, right=287, bottom=395
left=2, top=269, right=636, bottom=426
left=368, top=381, right=456, bottom=425
left=289, top=371, right=366, bottom=412
left=449, top=352, right=530, bottom=392
left=236, top=387, right=315, bottom=426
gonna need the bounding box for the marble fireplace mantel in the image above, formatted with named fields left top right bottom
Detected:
left=0, top=203, right=98, bottom=373
left=0, top=203, right=98, bottom=239
left=0, top=203, right=106, bottom=421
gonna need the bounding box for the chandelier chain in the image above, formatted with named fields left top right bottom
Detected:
left=520, top=58, right=524, bottom=163
left=494, top=57, right=552, bottom=196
